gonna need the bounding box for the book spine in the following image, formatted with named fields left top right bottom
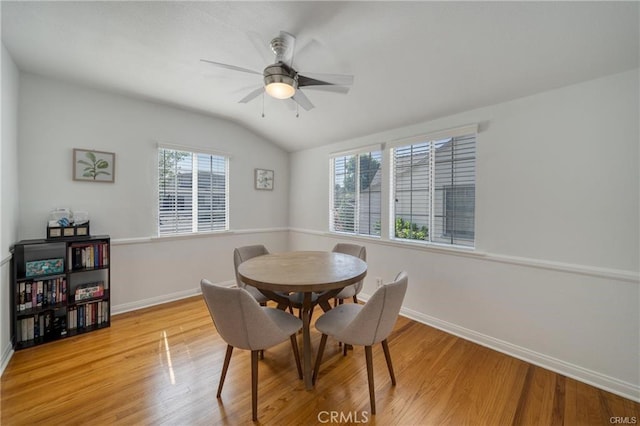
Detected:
left=34, top=313, right=40, bottom=339
left=37, top=281, right=43, bottom=307
left=25, top=283, right=32, bottom=310
left=27, top=316, right=34, bottom=340
left=20, top=318, right=27, bottom=342
left=19, top=282, right=25, bottom=311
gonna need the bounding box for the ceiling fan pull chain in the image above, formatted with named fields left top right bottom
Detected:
left=261, top=92, right=265, bottom=118
left=296, top=102, right=299, bottom=118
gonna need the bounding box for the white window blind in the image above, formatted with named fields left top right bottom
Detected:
left=330, top=150, right=382, bottom=236
left=158, top=147, right=228, bottom=235
left=392, top=132, right=476, bottom=247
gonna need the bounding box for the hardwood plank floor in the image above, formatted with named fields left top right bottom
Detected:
left=2, top=296, right=638, bottom=425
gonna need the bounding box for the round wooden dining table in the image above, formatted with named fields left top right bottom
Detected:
left=238, top=251, right=367, bottom=390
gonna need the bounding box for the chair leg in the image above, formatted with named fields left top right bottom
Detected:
left=312, top=334, right=328, bottom=385
left=381, top=339, right=396, bottom=385
left=365, top=345, right=376, bottom=415
left=217, top=345, right=233, bottom=398
left=353, top=295, right=358, bottom=304
left=259, top=349, right=264, bottom=360
left=290, top=334, right=303, bottom=380
left=251, top=350, right=259, bottom=421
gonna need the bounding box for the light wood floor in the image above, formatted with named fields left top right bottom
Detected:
left=2, top=296, right=638, bottom=425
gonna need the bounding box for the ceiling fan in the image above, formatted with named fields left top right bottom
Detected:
left=201, top=31, right=354, bottom=111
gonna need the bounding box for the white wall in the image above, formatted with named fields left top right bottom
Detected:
left=17, top=73, right=290, bottom=311
left=289, top=70, right=640, bottom=400
left=7, top=63, right=640, bottom=400
left=1, top=44, right=20, bottom=372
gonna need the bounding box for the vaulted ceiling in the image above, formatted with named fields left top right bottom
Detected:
left=2, top=1, right=638, bottom=152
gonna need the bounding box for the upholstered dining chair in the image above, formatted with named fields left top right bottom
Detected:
left=312, top=271, right=408, bottom=415
left=200, top=279, right=303, bottom=422
left=284, top=291, right=319, bottom=320
left=331, top=243, right=367, bottom=305
left=233, top=245, right=270, bottom=305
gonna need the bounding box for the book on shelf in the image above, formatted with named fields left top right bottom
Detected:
left=25, top=283, right=32, bottom=310
left=18, top=282, right=25, bottom=311
left=74, top=282, right=104, bottom=302
left=67, top=301, right=109, bottom=330
left=68, top=242, right=109, bottom=270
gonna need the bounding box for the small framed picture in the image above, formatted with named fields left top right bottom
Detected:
left=47, top=227, right=62, bottom=239
left=73, top=149, right=115, bottom=183
left=76, top=225, right=89, bottom=236
left=255, top=168, right=274, bottom=190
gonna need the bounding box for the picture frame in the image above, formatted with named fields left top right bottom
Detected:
left=255, top=168, right=274, bottom=190
left=73, top=149, right=115, bottom=183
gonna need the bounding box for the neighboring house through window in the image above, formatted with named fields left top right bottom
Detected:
left=158, top=146, right=229, bottom=235
left=330, top=148, right=382, bottom=237
left=392, top=127, right=476, bottom=247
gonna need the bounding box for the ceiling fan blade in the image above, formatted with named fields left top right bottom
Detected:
left=292, top=89, right=314, bottom=111
left=200, top=59, right=262, bottom=76
left=239, top=87, right=265, bottom=104
left=297, top=73, right=354, bottom=87
left=300, top=85, right=351, bottom=95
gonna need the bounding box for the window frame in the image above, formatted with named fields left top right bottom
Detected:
left=389, top=125, right=477, bottom=249
left=329, top=146, right=383, bottom=237
left=157, top=144, right=230, bottom=237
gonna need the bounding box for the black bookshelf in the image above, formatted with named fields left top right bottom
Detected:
left=10, top=235, right=110, bottom=349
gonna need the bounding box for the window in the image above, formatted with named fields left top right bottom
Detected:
left=330, top=149, right=382, bottom=236
left=392, top=131, right=476, bottom=247
left=158, top=147, right=228, bottom=235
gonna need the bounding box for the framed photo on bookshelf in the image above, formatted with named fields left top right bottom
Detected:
left=73, top=149, right=115, bottom=183
left=255, top=168, right=274, bottom=190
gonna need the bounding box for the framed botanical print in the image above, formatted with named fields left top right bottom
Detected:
left=255, top=168, right=274, bottom=190
left=73, top=149, right=115, bottom=183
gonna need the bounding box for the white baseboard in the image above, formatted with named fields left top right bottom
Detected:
left=358, top=292, right=640, bottom=403
left=406, top=309, right=640, bottom=402
left=0, top=343, right=14, bottom=378
left=111, top=280, right=235, bottom=315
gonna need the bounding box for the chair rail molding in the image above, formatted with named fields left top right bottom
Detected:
left=288, top=228, right=639, bottom=284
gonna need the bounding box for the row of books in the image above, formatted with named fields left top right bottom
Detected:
left=16, top=277, right=67, bottom=311
left=15, top=310, right=64, bottom=342
left=68, top=242, right=109, bottom=270
left=15, top=301, right=110, bottom=343
left=68, top=301, right=109, bottom=330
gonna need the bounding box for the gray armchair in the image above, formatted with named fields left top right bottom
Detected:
left=331, top=243, right=367, bottom=305
left=200, top=279, right=303, bottom=421
left=233, top=245, right=270, bottom=305
left=312, top=271, right=408, bottom=415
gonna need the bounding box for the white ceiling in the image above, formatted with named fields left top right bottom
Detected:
left=2, top=1, right=638, bottom=152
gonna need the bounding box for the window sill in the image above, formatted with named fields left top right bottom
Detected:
left=153, top=230, right=233, bottom=242
left=323, top=229, right=483, bottom=259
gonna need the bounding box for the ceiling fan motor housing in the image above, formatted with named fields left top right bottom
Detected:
left=263, top=63, right=298, bottom=90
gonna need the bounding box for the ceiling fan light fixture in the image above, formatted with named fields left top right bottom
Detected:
left=265, top=81, right=296, bottom=99
left=264, top=64, right=297, bottom=99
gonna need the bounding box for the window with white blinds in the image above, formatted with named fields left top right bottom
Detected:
left=392, top=132, right=476, bottom=247
left=330, top=150, right=382, bottom=236
left=158, top=147, right=228, bottom=235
